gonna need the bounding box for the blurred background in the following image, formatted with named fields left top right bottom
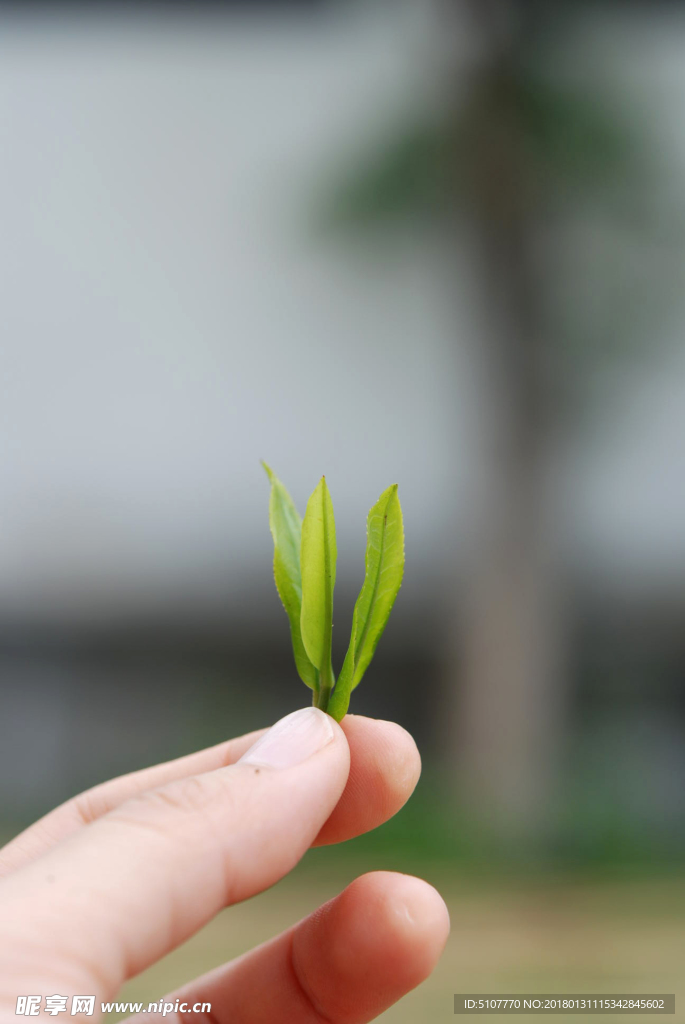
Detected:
left=1, top=0, right=684, bottom=1019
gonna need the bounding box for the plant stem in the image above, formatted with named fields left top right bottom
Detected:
left=313, top=659, right=334, bottom=713
left=313, top=685, right=332, bottom=712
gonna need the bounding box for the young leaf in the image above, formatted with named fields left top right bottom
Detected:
left=262, top=462, right=318, bottom=690
left=328, top=484, right=404, bottom=721
left=300, top=476, right=337, bottom=699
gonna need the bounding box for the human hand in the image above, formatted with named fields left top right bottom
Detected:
left=0, top=708, right=449, bottom=1022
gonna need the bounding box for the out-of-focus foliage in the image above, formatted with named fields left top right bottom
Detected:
left=320, top=114, right=451, bottom=228
left=318, top=51, right=684, bottom=389
left=321, top=72, right=641, bottom=226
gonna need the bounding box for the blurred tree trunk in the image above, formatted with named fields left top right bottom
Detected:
left=447, top=0, right=567, bottom=826
left=324, top=0, right=651, bottom=830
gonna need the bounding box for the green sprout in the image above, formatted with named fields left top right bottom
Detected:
left=262, top=463, right=405, bottom=720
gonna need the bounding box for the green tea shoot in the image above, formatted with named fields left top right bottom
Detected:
left=262, top=464, right=404, bottom=720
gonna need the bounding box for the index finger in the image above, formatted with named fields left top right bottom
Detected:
left=0, top=715, right=420, bottom=876
left=0, top=708, right=350, bottom=1005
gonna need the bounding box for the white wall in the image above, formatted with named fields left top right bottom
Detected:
left=0, top=5, right=683, bottom=626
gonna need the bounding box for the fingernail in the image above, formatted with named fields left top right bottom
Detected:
left=238, top=707, right=335, bottom=769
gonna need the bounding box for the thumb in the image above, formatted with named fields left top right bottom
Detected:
left=0, top=707, right=348, bottom=1003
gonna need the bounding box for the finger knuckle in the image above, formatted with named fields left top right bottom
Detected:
left=73, top=785, right=110, bottom=826
left=112, top=772, right=232, bottom=839
left=152, top=774, right=217, bottom=816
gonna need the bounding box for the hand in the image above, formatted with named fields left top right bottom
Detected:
left=0, top=708, right=449, bottom=1022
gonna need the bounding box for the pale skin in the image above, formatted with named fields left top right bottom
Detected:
left=0, top=708, right=449, bottom=1023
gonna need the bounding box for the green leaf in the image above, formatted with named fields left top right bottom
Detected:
left=328, top=484, right=404, bottom=721
left=300, top=476, right=337, bottom=695
left=316, top=114, right=452, bottom=232
left=262, top=462, right=318, bottom=691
